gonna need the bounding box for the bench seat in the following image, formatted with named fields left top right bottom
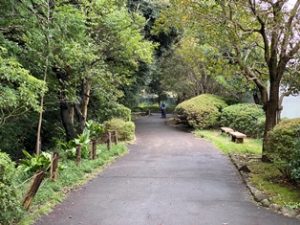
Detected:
left=221, top=127, right=234, bottom=134
left=229, top=131, right=247, bottom=143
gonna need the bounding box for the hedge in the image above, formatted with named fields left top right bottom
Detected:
left=104, top=118, right=135, bottom=141
left=266, top=118, right=300, bottom=181
left=175, top=94, right=228, bottom=129
left=0, top=152, right=23, bottom=224
left=109, top=103, right=131, bottom=121
left=220, top=103, right=265, bottom=137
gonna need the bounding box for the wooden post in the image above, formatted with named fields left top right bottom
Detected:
left=22, top=171, right=45, bottom=210
left=107, top=132, right=112, bottom=150
left=89, top=141, right=93, bottom=159
left=76, top=145, right=81, bottom=165
left=50, top=152, right=59, bottom=181
left=112, top=131, right=118, bottom=145
left=90, top=139, right=97, bottom=160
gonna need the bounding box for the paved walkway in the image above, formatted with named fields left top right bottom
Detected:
left=36, top=115, right=299, bottom=225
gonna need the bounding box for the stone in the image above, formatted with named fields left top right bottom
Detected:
left=261, top=199, right=270, bottom=207
left=239, top=165, right=251, bottom=173
left=248, top=185, right=257, bottom=194
left=281, top=206, right=298, bottom=218
left=269, top=204, right=280, bottom=212
left=296, top=214, right=300, bottom=220
left=253, top=190, right=268, bottom=202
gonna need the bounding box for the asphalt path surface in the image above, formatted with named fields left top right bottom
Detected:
left=35, top=115, right=299, bottom=225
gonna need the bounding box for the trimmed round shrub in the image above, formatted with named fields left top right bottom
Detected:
left=0, top=152, right=23, bottom=224
left=266, top=118, right=300, bottom=181
left=110, top=103, right=131, bottom=121
left=135, top=103, right=176, bottom=114
left=104, top=118, right=135, bottom=141
left=220, top=103, right=265, bottom=137
left=175, top=94, right=228, bottom=129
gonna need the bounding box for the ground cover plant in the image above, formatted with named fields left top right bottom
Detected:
left=1, top=144, right=127, bottom=225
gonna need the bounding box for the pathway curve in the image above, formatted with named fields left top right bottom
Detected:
left=36, top=115, right=299, bottom=225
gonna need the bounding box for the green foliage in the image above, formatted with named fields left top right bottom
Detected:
left=220, top=103, right=265, bottom=137
left=0, top=0, right=154, bottom=156
left=104, top=118, right=135, bottom=141
left=18, top=144, right=127, bottom=225
left=109, top=103, right=132, bottom=122
left=0, top=47, right=46, bottom=125
left=0, top=152, right=23, bottom=224
left=60, top=121, right=104, bottom=159
left=249, top=161, right=300, bottom=208
left=90, top=100, right=132, bottom=123
left=20, top=150, right=52, bottom=174
left=63, top=128, right=91, bottom=159
left=290, top=140, right=300, bottom=182
left=266, top=119, right=300, bottom=180
left=86, top=120, right=105, bottom=140
left=135, top=101, right=176, bottom=113
left=175, top=94, right=227, bottom=129
left=0, top=115, right=37, bottom=159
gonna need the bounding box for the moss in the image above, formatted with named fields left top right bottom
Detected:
left=175, top=94, right=228, bottom=129
left=249, top=162, right=300, bottom=208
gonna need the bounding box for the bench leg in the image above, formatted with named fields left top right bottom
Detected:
left=236, top=138, right=244, bottom=144
left=231, top=136, right=236, bottom=142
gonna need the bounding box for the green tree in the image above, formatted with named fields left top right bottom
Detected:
left=0, top=47, right=46, bottom=126
left=158, top=0, right=300, bottom=160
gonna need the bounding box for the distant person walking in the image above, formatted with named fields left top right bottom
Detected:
left=160, top=103, right=166, bottom=118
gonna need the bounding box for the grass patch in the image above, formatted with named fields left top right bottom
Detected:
left=18, top=144, right=127, bottom=225
left=249, top=162, right=300, bottom=208
left=194, top=129, right=262, bottom=154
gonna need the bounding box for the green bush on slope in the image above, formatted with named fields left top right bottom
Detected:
left=175, top=94, right=227, bottom=129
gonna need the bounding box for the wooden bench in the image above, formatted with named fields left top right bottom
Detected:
left=221, top=127, right=234, bottom=134
left=229, top=131, right=247, bottom=143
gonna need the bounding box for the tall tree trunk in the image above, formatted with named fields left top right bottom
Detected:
left=262, top=79, right=280, bottom=161
left=60, top=101, right=76, bottom=141
left=79, top=79, right=91, bottom=132
left=253, top=89, right=261, bottom=105
left=35, top=0, right=51, bottom=155
left=55, top=67, right=76, bottom=141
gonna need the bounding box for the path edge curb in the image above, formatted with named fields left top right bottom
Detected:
left=228, top=153, right=300, bottom=220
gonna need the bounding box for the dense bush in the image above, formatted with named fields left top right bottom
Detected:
left=134, top=103, right=176, bottom=113
left=175, top=94, right=227, bottom=129
left=266, top=118, right=300, bottom=181
left=110, top=103, right=132, bottom=121
left=220, top=103, right=265, bottom=137
left=58, top=127, right=92, bottom=159
left=21, top=150, right=52, bottom=174
left=290, top=140, right=300, bottom=182
left=0, top=152, right=23, bottom=224
left=104, top=118, right=135, bottom=141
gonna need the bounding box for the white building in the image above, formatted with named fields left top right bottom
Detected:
left=281, top=95, right=300, bottom=119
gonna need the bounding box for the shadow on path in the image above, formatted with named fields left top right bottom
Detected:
left=35, top=115, right=299, bottom=225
